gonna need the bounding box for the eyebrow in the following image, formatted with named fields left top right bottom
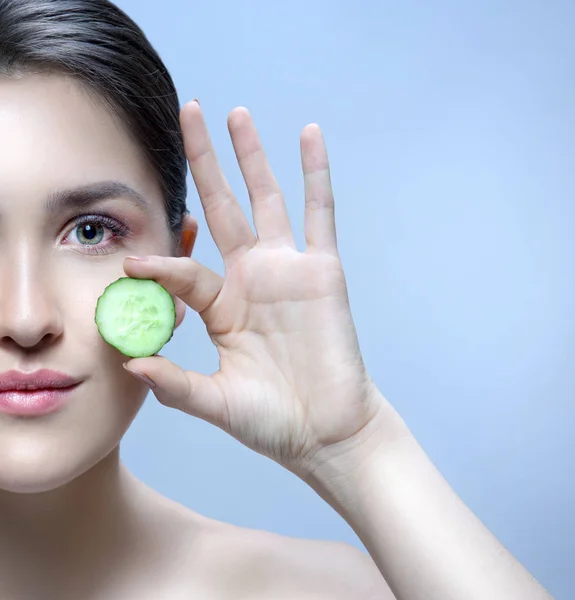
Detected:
left=45, top=180, right=149, bottom=214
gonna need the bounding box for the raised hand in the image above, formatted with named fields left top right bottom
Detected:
left=123, top=101, right=385, bottom=478
left=121, top=103, right=556, bottom=600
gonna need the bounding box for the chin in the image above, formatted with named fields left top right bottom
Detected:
left=0, top=378, right=147, bottom=495
left=0, top=426, right=122, bottom=494
left=0, top=468, right=79, bottom=494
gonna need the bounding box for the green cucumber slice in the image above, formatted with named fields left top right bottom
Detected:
left=95, top=277, right=176, bottom=358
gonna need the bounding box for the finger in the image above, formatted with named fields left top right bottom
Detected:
left=180, top=100, right=256, bottom=259
left=123, top=356, right=229, bottom=430
left=124, top=255, right=223, bottom=314
left=300, top=124, right=338, bottom=255
left=228, top=107, right=295, bottom=248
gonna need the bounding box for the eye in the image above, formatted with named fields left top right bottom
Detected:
left=74, top=222, right=105, bottom=246
left=63, top=214, right=131, bottom=255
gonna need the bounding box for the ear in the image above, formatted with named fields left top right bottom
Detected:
left=174, top=214, right=199, bottom=330
left=179, top=214, right=198, bottom=258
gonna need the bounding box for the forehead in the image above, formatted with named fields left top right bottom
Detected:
left=0, top=73, right=161, bottom=206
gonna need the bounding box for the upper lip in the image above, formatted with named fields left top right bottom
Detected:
left=0, top=370, right=81, bottom=392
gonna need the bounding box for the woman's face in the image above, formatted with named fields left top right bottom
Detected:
left=0, top=74, right=186, bottom=493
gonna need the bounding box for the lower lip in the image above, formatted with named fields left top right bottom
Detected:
left=0, top=385, right=79, bottom=416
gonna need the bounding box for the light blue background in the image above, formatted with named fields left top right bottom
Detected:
left=115, top=1, right=574, bottom=597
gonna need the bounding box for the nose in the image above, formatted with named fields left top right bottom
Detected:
left=0, top=248, right=63, bottom=351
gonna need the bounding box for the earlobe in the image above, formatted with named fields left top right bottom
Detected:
left=179, top=214, right=198, bottom=257
left=173, top=215, right=198, bottom=330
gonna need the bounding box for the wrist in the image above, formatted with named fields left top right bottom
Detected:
left=301, top=384, right=414, bottom=513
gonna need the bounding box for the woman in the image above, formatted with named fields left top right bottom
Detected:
left=0, top=0, right=552, bottom=598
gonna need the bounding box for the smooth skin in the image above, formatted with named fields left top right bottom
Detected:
left=124, top=100, right=553, bottom=600
left=0, top=73, right=551, bottom=599
left=0, top=72, right=389, bottom=600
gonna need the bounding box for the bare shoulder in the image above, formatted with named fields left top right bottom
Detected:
left=195, top=519, right=396, bottom=599
left=129, top=478, right=394, bottom=599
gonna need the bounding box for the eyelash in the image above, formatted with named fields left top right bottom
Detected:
left=64, top=214, right=131, bottom=255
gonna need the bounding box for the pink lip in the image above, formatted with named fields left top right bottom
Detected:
left=0, top=370, right=81, bottom=416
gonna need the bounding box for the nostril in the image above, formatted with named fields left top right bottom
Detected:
left=0, top=330, right=62, bottom=353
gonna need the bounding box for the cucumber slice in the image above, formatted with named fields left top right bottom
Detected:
left=95, top=277, right=176, bottom=358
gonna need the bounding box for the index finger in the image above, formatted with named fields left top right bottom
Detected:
left=180, top=100, right=256, bottom=260
left=124, top=255, right=223, bottom=315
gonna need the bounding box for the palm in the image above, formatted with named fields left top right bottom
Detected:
left=125, top=103, right=380, bottom=473
left=202, top=245, right=371, bottom=467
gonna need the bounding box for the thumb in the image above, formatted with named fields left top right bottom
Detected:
left=123, top=355, right=228, bottom=429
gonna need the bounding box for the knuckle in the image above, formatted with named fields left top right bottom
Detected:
left=306, top=195, right=334, bottom=211
left=173, top=261, right=199, bottom=299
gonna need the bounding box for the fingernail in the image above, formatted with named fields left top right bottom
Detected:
left=125, top=256, right=149, bottom=262
left=123, top=364, right=156, bottom=388
left=192, top=97, right=200, bottom=105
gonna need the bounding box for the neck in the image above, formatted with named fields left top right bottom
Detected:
left=0, top=447, right=142, bottom=597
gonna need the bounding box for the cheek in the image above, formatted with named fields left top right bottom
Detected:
left=63, top=266, right=154, bottom=407
left=59, top=266, right=148, bottom=409
left=64, top=271, right=119, bottom=347
left=63, top=272, right=136, bottom=373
